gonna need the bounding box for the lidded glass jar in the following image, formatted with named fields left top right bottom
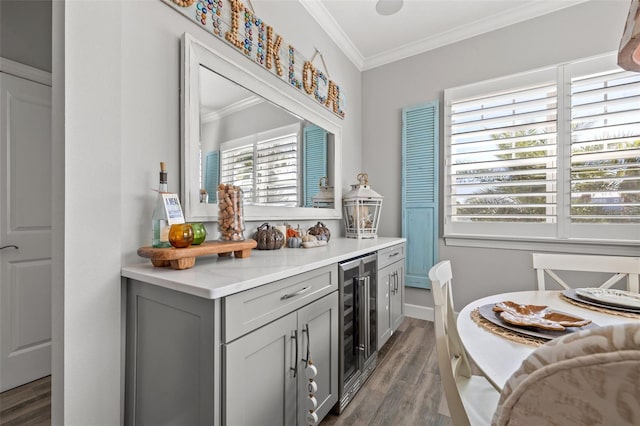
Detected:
left=217, top=183, right=245, bottom=241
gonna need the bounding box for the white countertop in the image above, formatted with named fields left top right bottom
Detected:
left=121, top=237, right=405, bottom=299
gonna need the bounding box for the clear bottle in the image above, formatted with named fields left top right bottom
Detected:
left=152, top=162, right=172, bottom=248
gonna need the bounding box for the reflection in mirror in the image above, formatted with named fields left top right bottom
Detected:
left=198, top=65, right=331, bottom=208
left=182, top=33, right=342, bottom=222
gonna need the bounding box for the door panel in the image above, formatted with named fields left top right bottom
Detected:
left=297, top=292, right=338, bottom=425
left=224, top=313, right=297, bottom=426
left=0, top=72, right=52, bottom=392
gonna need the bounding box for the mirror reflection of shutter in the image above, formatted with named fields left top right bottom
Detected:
left=402, top=100, right=439, bottom=289
left=255, top=133, right=298, bottom=206
left=204, top=151, right=219, bottom=202
left=303, top=125, right=328, bottom=207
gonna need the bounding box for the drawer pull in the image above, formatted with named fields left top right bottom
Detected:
left=389, top=252, right=400, bottom=258
left=281, top=286, right=311, bottom=300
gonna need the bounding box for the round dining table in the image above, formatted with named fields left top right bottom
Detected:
left=456, top=290, right=640, bottom=391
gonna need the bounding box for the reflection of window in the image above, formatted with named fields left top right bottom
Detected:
left=220, top=124, right=299, bottom=206
left=444, top=53, right=640, bottom=243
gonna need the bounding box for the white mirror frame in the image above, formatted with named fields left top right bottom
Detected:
left=181, top=33, right=343, bottom=222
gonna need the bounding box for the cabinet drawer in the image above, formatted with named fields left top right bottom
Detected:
left=377, top=243, right=405, bottom=269
left=223, top=264, right=338, bottom=342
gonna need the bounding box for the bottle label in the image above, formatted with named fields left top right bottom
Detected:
left=160, top=223, right=170, bottom=242
left=161, top=193, right=186, bottom=225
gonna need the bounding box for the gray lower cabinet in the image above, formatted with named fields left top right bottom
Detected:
left=125, top=264, right=339, bottom=426
left=224, top=291, right=339, bottom=426
left=377, top=244, right=405, bottom=349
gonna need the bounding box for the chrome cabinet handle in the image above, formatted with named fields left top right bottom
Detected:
left=0, top=245, right=19, bottom=250
left=291, top=329, right=298, bottom=378
left=389, top=252, right=400, bottom=258
left=281, top=286, right=310, bottom=300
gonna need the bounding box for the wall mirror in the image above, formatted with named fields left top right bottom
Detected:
left=181, top=33, right=342, bottom=222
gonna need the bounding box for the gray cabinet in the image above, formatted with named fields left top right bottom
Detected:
left=377, top=244, right=405, bottom=349
left=224, top=292, right=339, bottom=426
left=125, top=264, right=338, bottom=426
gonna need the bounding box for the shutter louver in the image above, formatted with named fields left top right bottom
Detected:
left=402, top=101, right=439, bottom=289
left=570, top=69, right=640, bottom=223
left=204, top=151, right=219, bottom=202
left=449, top=81, right=558, bottom=223
left=303, top=125, right=328, bottom=207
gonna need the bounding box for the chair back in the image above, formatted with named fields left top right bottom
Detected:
left=493, top=323, right=640, bottom=426
left=429, top=261, right=473, bottom=425
left=532, top=253, right=640, bottom=292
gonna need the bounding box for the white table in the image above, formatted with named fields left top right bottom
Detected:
left=457, top=290, right=640, bottom=391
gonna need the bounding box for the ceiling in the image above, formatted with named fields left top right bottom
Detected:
left=299, top=0, right=588, bottom=71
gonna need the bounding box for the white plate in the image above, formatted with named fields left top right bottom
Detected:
left=575, top=288, right=640, bottom=309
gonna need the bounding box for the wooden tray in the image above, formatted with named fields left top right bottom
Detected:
left=137, top=240, right=257, bottom=270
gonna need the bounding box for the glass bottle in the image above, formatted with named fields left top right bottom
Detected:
left=152, top=162, right=172, bottom=248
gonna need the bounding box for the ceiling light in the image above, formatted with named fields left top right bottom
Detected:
left=376, top=0, right=404, bottom=16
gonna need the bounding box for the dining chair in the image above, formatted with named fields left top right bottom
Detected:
left=492, top=322, right=640, bottom=426
left=429, top=260, right=500, bottom=426
left=532, top=253, right=640, bottom=293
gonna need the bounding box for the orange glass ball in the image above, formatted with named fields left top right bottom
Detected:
left=169, top=223, right=194, bottom=248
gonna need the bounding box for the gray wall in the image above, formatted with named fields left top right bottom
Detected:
left=0, top=0, right=52, bottom=71
left=362, top=1, right=632, bottom=311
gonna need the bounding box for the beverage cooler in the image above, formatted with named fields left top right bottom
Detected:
left=336, top=253, right=377, bottom=413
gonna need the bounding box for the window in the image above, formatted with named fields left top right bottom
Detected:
left=444, top=53, right=640, bottom=244
left=220, top=123, right=299, bottom=206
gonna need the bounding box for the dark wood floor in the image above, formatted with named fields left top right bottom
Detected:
left=0, top=375, right=51, bottom=426
left=0, top=318, right=450, bottom=426
left=321, top=317, right=452, bottom=426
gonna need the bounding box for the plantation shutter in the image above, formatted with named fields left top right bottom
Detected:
left=402, top=101, right=439, bottom=289
left=448, top=80, right=558, bottom=224
left=220, top=137, right=254, bottom=200
left=255, top=132, right=298, bottom=206
left=303, top=125, right=328, bottom=207
left=569, top=68, right=640, bottom=223
left=204, top=150, right=219, bottom=203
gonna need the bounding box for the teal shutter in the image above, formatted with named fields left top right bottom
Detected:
left=204, top=151, right=219, bottom=203
left=303, top=125, right=327, bottom=206
left=402, top=101, right=439, bottom=289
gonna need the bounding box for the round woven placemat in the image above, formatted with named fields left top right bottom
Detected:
left=559, top=294, right=640, bottom=319
left=470, top=308, right=546, bottom=347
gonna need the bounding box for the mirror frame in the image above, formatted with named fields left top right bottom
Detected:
left=181, top=32, right=343, bottom=222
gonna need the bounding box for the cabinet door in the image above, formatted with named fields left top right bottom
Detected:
left=376, top=264, right=392, bottom=349
left=224, top=313, right=298, bottom=426
left=390, top=262, right=405, bottom=331
left=297, top=292, right=339, bottom=426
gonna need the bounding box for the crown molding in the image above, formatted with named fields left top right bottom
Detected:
left=298, top=0, right=365, bottom=70
left=299, top=0, right=588, bottom=72
left=201, top=95, right=263, bottom=123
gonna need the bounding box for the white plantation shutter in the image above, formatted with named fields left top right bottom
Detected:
left=448, top=70, right=558, bottom=227
left=445, top=53, right=640, bottom=243
left=255, top=132, right=298, bottom=206
left=569, top=67, right=640, bottom=223
left=220, top=137, right=254, bottom=200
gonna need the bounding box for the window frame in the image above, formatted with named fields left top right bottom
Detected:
left=444, top=52, right=640, bottom=252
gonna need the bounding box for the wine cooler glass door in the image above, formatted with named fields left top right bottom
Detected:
left=340, top=261, right=360, bottom=387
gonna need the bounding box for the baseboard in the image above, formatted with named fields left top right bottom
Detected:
left=404, top=303, right=434, bottom=322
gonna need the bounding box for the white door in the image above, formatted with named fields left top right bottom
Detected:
left=0, top=72, right=52, bottom=392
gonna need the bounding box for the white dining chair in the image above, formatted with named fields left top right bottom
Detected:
left=429, top=260, right=499, bottom=426
left=532, top=253, right=640, bottom=293
left=492, top=322, right=640, bottom=426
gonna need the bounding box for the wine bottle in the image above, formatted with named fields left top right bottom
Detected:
left=152, top=162, right=171, bottom=248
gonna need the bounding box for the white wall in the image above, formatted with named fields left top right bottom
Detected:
left=55, top=0, right=362, bottom=423
left=361, top=1, right=632, bottom=312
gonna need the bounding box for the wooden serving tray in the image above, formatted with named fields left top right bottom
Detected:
left=137, top=240, right=257, bottom=270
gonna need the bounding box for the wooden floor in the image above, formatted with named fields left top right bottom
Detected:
left=0, top=318, right=450, bottom=426
left=0, top=376, right=51, bottom=426
left=321, top=317, right=452, bottom=426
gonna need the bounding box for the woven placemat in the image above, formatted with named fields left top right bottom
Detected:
left=470, top=308, right=546, bottom=347
left=559, top=294, right=640, bottom=319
